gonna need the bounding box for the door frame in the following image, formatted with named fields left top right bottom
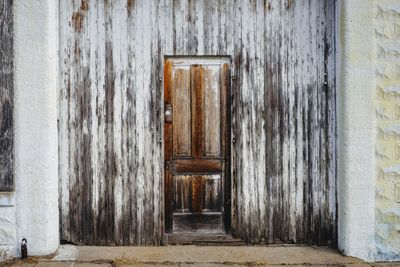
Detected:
left=162, top=55, right=233, bottom=237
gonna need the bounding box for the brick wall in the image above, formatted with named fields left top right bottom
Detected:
left=374, top=0, right=400, bottom=260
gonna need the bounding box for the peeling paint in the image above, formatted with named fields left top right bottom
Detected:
left=59, top=0, right=336, bottom=246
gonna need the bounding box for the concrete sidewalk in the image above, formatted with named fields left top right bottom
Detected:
left=3, top=245, right=399, bottom=266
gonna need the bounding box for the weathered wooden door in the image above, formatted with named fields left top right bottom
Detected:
left=164, top=57, right=230, bottom=235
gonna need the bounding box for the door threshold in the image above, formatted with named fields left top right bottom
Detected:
left=164, top=234, right=246, bottom=246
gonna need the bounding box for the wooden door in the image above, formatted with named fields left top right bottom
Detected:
left=164, top=57, right=230, bottom=235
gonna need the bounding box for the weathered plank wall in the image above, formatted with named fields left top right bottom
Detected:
left=59, top=0, right=336, bottom=245
left=0, top=0, right=14, bottom=191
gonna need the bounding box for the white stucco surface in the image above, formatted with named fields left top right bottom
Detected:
left=374, top=0, right=400, bottom=261
left=337, top=0, right=377, bottom=262
left=0, top=0, right=59, bottom=259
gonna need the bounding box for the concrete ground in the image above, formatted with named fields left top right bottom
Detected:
left=2, top=245, right=400, bottom=267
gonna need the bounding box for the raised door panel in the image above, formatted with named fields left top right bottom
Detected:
left=172, top=67, right=191, bottom=157
left=203, top=66, right=221, bottom=157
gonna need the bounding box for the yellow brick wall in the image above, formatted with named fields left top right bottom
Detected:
left=374, top=0, right=400, bottom=260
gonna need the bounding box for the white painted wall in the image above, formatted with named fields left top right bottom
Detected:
left=0, top=0, right=59, bottom=259
left=337, top=0, right=377, bottom=262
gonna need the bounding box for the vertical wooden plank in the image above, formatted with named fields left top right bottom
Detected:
left=316, top=0, right=326, bottom=243
left=0, top=0, right=13, bottom=191
left=308, top=0, right=319, bottom=243
left=145, top=0, right=160, bottom=244
left=264, top=0, right=273, bottom=243
left=326, top=0, right=337, bottom=245
left=293, top=0, right=305, bottom=243
left=119, top=0, right=134, bottom=245
left=59, top=0, right=71, bottom=242
left=135, top=0, right=145, bottom=244
left=126, top=0, right=138, bottom=244
left=152, top=0, right=163, bottom=244
left=69, top=0, right=93, bottom=245
left=94, top=0, right=107, bottom=245
left=88, top=0, right=101, bottom=245
left=104, top=0, right=116, bottom=244
left=286, top=0, right=296, bottom=243
left=255, top=0, right=267, bottom=243
left=173, top=0, right=189, bottom=54
left=231, top=0, right=242, bottom=239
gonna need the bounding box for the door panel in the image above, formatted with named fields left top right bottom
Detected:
left=164, top=57, right=230, bottom=235
left=173, top=213, right=223, bottom=234
left=173, top=175, right=191, bottom=213
left=172, top=68, right=191, bottom=157
left=173, top=174, right=222, bottom=213
left=204, top=66, right=221, bottom=157
left=172, top=175, right=222, bottom=234
left=202, top=175, right=221, bottom=212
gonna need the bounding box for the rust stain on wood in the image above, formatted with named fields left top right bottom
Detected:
left=127, top=0, right=135, bottom=16
left=72, top=0, right=90, bottom=33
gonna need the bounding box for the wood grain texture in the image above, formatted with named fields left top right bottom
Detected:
left=173, top=175, right=222, bottom=214
left=191, top=65, right=205, bottom=159
left=164, top=60, right=173, bottom=233
left=174, top=159, right=222, bottom=174
left=204, top=66, right=221, bottom=157
left=173, top=213, right=223, bottom=234
left=173, top=175, right=190, bottom=213
left=172, top=68, right=191, bottom=157
left=0, top=0, right=13, bottom=191
left=59, top=0, right=336, bottom=245
left=202, top=175, right=221, bottom=212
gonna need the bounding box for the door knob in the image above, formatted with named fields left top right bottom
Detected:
left=164, top=104, right=172, bottom=123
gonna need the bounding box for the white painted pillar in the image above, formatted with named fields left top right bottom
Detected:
left=337, top=0, right=376, bottom=261
left=14, top=0, right=59, bottom=256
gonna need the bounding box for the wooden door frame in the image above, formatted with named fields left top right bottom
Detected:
left=162, top=55, right=232, bottom=237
